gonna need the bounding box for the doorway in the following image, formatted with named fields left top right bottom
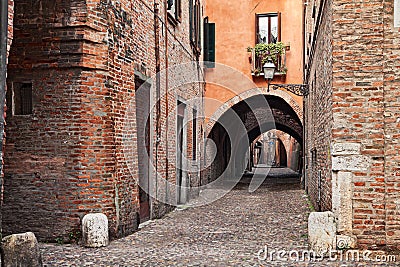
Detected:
left=276, top=138, right=287, bottom=167
left=176, top=100, right=187, bottom=204
left=135, top=75, right=150, bottom=223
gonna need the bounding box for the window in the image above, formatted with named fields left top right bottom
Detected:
left=192, top=109, right=197, bottom=160
left=311, top=148, right=317, bottom=163
left=189, top=0, right=201, bottom=54
left=13, top=82, right=33, bottom=115
left=167, top=0, right=182, bottom=23
left=256, top=13, right=281, bottom=44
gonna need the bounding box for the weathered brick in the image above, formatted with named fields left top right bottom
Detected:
left=2, top=0, right=205, bottom=241
left=305, top=0, right=400, bottom=250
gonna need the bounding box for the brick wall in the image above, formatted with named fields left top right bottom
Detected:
left=306, top=0, right=400, bottom=250
left=0, top=0, right=14, bottom=236
left=2, top=0, right=204, bottom=241
left=332, top=0, right=387, bottom=249
left=3, top=0, right=113, bottom=240
left=304, top=0, right=333, bottom=212
left=382, top=0, right=400, bottom=251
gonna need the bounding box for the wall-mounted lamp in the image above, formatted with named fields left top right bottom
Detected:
left=262, top=61, right=309, bottom=96
left=263, top=61, right=276, bottom=82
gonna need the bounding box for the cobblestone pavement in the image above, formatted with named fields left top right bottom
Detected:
left=241, top=166, right=300, bottom=185
left=41, top=174, right=398, bottom=266
left=249, top=165, right=300, bottom=178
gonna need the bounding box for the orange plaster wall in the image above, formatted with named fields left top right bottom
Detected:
left=204, top=0, right=304, bottom=118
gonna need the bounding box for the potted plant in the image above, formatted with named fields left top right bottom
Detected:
left=247, top=42, right=287, bottom=76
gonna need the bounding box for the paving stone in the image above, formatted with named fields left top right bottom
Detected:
left=39, top=173, right=398, bottom=266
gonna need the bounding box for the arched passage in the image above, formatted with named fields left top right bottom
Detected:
left=204, top=93, right=303, bottom=183
left=206, top=88, right=303, bottom=134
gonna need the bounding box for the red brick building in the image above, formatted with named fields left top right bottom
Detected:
left=1, top=0, right=205, bottom=242
left=305, top=0, right=400, bottom=250
left=0, top=0, right=14, bottom=236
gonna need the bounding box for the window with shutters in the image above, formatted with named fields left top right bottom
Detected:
left=189, top=0, right=201, bottom=54
left=256, top=13, right=281, bottom=44
left=167, top=0, right=182, bottom=24
left=249, top=12, right=287, bottom=77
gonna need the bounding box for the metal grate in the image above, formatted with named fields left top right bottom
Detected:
left=14, top=83, right=32, bottom=115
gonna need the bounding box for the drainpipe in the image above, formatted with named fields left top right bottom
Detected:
left=317, top=170, right=322, bottom=211
left=302, top=97, right=306, bottom=190
left=154, top=1, right=160, bottom=217
left=0, top=0, right=9, bottom=232
left=164, top=0, right=169, bottom=189
left=302, top=1, right=308, bottom=191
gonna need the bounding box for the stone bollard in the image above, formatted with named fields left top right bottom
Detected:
left=308, top=211, right=336, bottom=257
left=82, top=213, right=109, bottom=247
left=1, top=232, right=43, bottom=267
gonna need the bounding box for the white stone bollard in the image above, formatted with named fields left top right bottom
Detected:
left=308, top=211, right=336, bottom=257
left=1, top=232, right=43, bottom=267
left=82, top=213, right=109, bottom=247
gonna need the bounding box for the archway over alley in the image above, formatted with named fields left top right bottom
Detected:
left=204, top=93, right=303, bottom=186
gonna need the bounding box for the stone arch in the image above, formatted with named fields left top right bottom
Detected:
left=206, top=88, right=303, bottom=135
left=204, top=90, right=304, bottom=181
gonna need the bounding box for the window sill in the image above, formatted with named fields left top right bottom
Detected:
left=251, top=72, right=287, bottom=77
left=12, top=114, right=33, bottom=117
left=167, top=12, right=181, bottom=26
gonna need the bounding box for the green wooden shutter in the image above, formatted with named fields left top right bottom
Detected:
left=195, top=0, right=201, bottom=50
left=189, top=0, right=194, bottom=43
left=204, top=19, right=215, bottom=68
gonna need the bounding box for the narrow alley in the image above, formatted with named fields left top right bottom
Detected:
left=40, top=172, right=310, bottom=266
left=40, top=169, right=396, bottom=266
